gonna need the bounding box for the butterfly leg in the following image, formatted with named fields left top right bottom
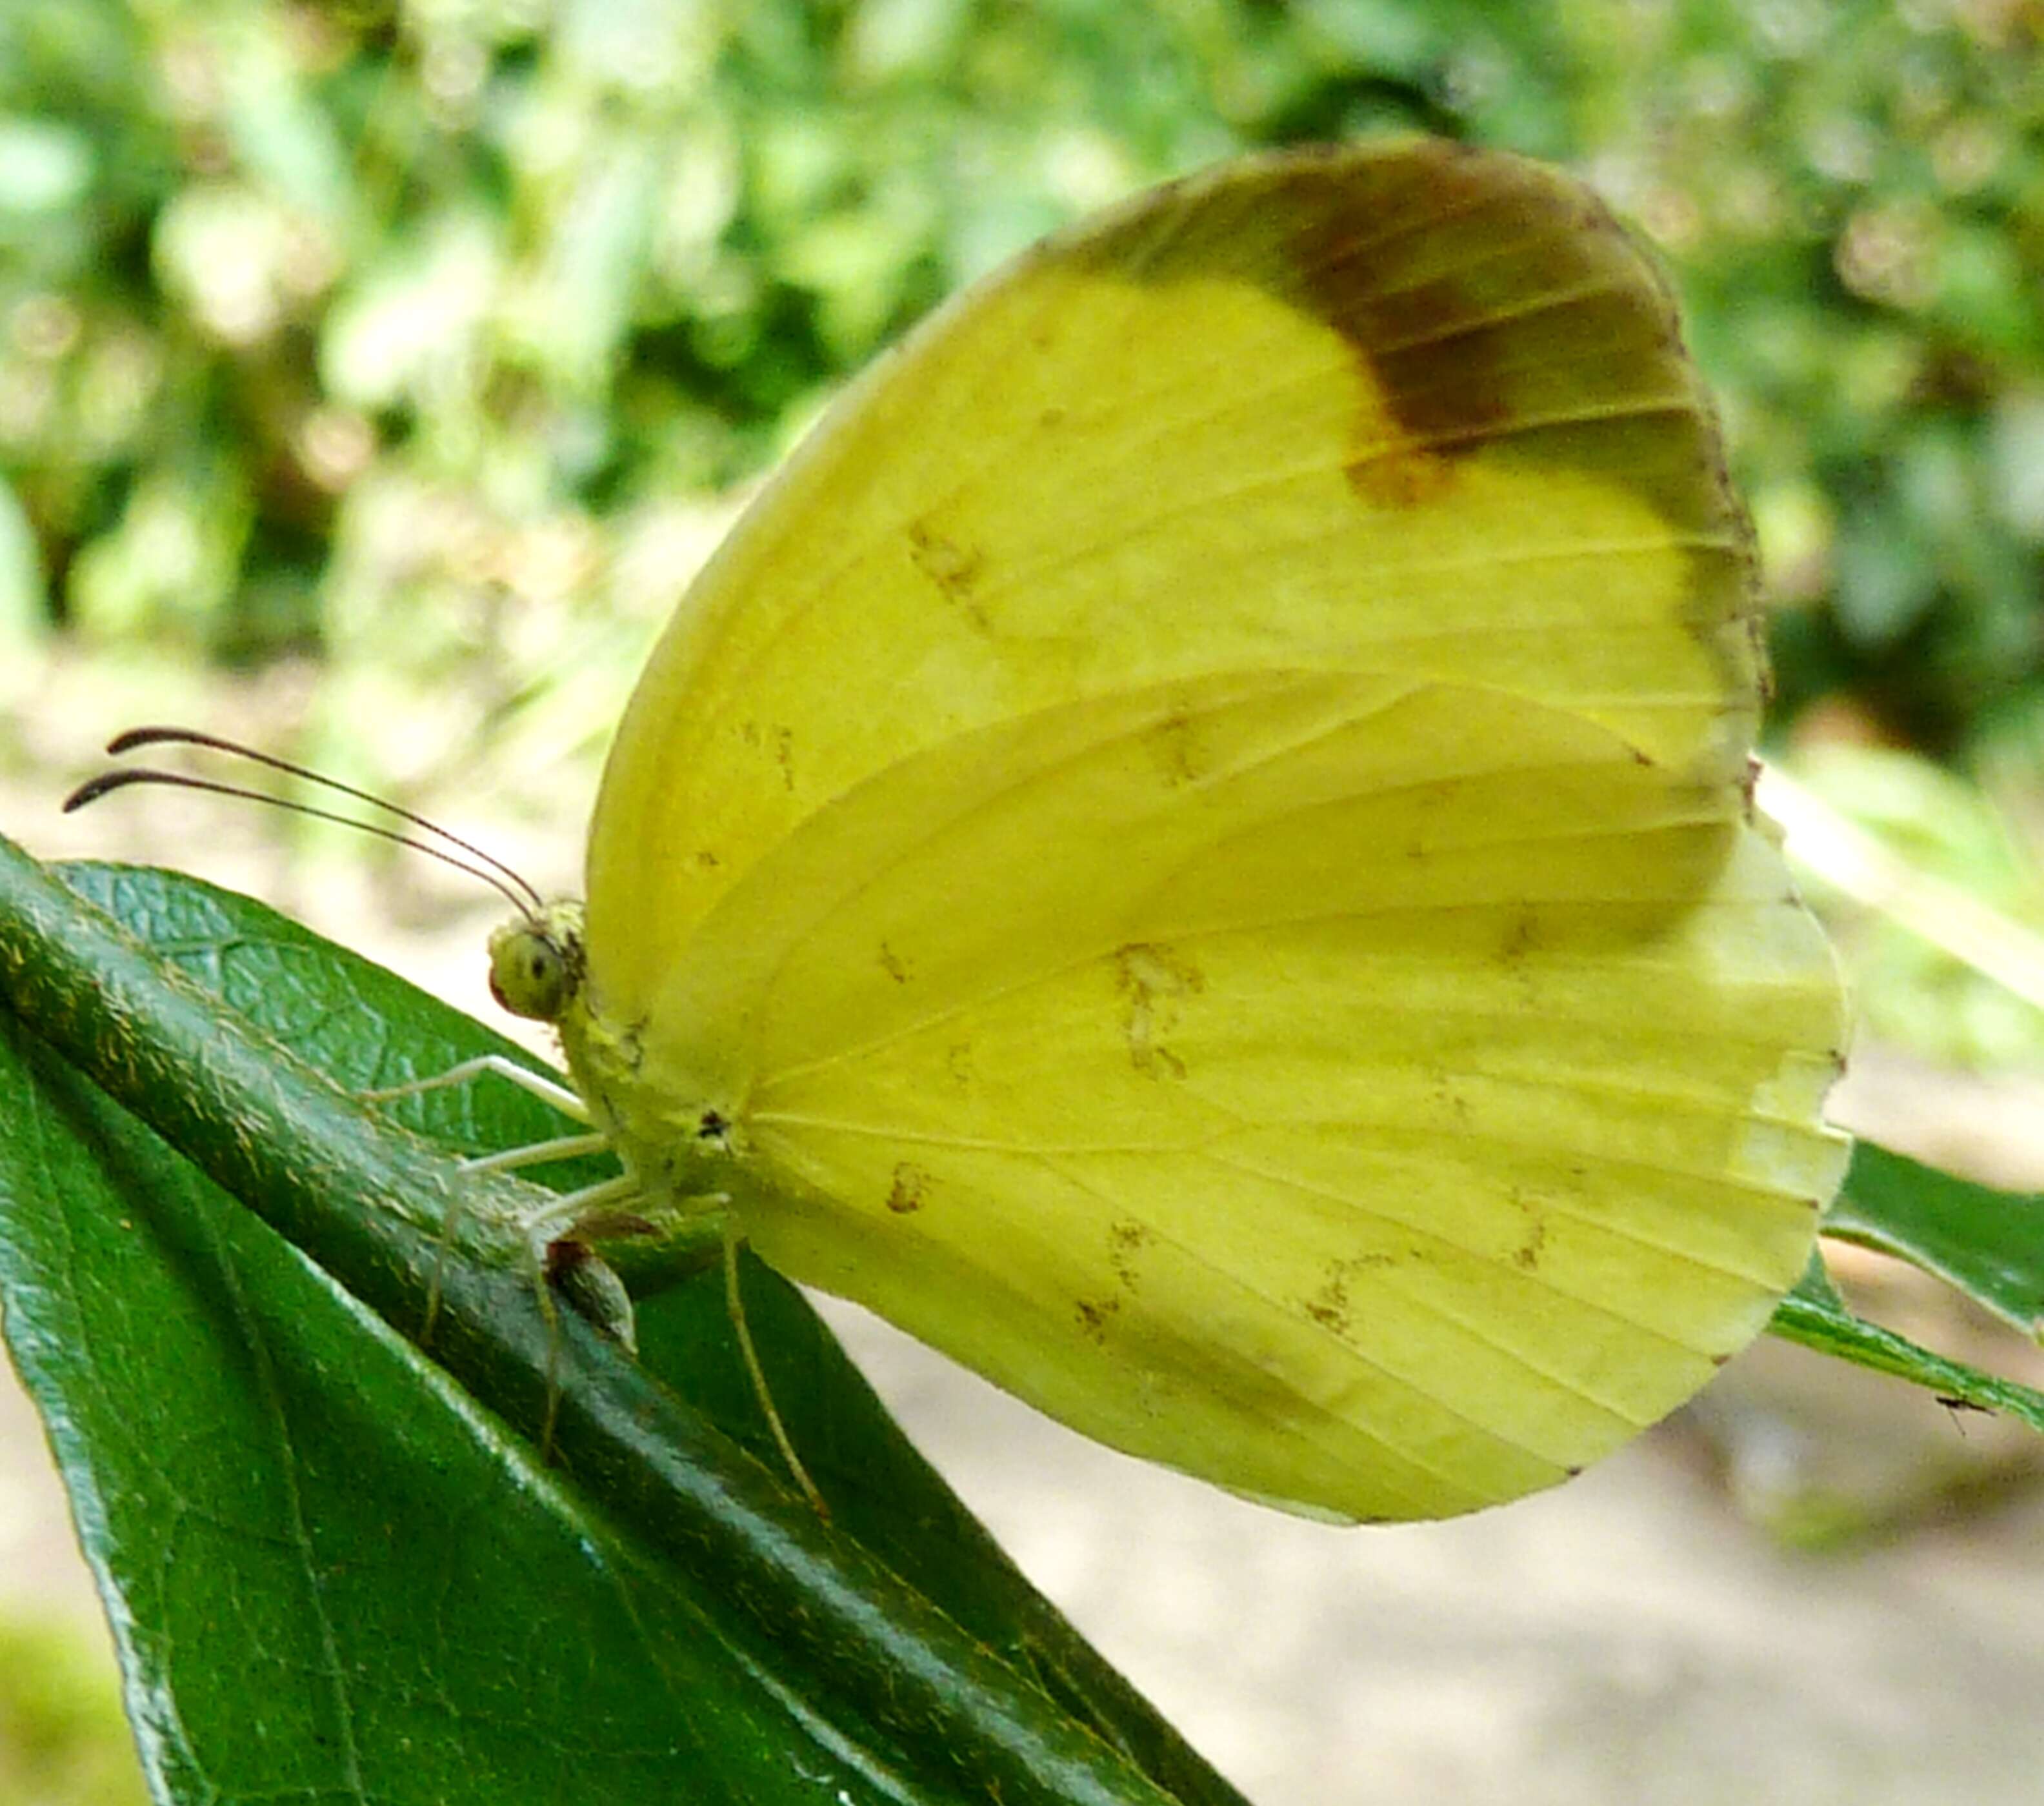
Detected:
left=419, top=1167, right=639, bottom=1348
left=516, top=1176, right=649, bottom=1460
left=725, top=1220, right=830, bottom=1521
left=424, top=1136, right=619, bottom=1332
left=374, top=1058, right=612, bottom=1296
left=524, top=1196, right=824, bottom=1498
left=464, top=1132, right=612, bottom=1174
left=519, top=1172, right=646, bottom=1254
left=365, top=1054, right=592, bottom=1122
left=531, top=1232, right=646, bottom=1460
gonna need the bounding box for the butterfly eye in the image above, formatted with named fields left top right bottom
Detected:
left=488, top=923, right=574, bottom=1022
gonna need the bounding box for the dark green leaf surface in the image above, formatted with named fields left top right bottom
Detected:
left=0, top=839, right=1248, bottom=1806
left=1825, top=1139, right=2044, bottom=1339
left=3, top=1020, right=905, bottom=1804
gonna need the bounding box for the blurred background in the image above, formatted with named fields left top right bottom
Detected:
left=5, top=1, right=2044, bottom=1801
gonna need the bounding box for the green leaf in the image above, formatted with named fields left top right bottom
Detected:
left=1774, top=1259, right=2044, bottom=1438
left=1825, top=1139, right=2044, bottom=1339
left=1767, top=1145, right=2044, bottom=1435
left=0, top=834, right=1247, bottom=1806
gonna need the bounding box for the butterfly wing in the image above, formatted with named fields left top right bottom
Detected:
left=574, top=141, right=1847, bottom=1521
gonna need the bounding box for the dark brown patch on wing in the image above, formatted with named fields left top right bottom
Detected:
left=1066, top=140, right=1730, bottom=541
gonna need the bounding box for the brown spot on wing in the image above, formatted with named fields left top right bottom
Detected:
left=885, top=1163, right=929, bottom=1214
left=907, top=519, right=989, bottom=623
left=1304, top=1297, right=1348, bottom=1334
left=1108, top=1219, right=1151, bottom=1292
left=1142, top=705, right=1208, bottom=787
left=1076, top=1296, right=1120, bottom=1343
left=1303, top=1252, right=1405, bottom=1339
left=1306, top=1263, right=1352, bottom=1335
left=737, top=719, right=797, bottom=792
left=1501, top=908, right=1541, bottom=963
left=1114, top=942, right=1205, bottom=1079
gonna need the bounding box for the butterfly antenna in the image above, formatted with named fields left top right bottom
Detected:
left=64, top=730, right=546, bottom=917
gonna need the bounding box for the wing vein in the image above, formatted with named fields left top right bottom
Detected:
left=753, top=785, right=1747, bottom=1090
left=1030, top=1148, right=1583, bottom=1492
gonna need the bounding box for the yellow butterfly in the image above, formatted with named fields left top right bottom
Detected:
left=486, top=137, right=1849, bottom=1524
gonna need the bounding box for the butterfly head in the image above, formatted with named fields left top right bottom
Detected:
left=488, top=901, right=588, bottom=1025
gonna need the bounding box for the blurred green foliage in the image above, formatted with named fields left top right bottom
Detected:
left=6, top=0, right=2042, bottom=741
left=3, top=0, right=2043, bottom=1055
left=0, top=0, right=1595, bottom=799
left=1634, top=0, right=2044, bottom=772
left=1795, top=743, right=2044, bottom=1065
left=0, top=1614, right=146, bottom=1806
